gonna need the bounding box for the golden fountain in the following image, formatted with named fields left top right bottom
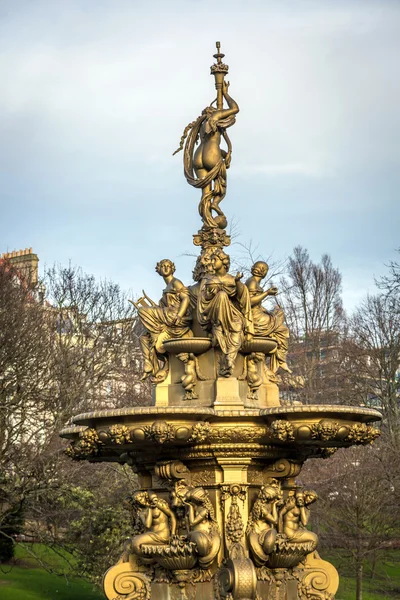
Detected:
left=61, top=43, right=381, bottom=600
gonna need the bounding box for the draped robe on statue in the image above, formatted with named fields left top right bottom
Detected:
left=197, top=274, right=253, bottom=375
left=139, top=288, right=192, bottom=376
left=248, top=287, right=289, bottom=372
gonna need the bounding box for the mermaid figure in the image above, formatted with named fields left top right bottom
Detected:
left=129, top=491, right=177, bottom=558
left=174, top=80, right=239, bottom=229
left=183, top=487, right=221, bottom=569
left=246, top=482, right=283, bottom=567
left=279, top=490, right=318, bottom=551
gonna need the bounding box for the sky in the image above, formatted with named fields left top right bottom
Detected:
left=0, top=0, right=399, bottom=310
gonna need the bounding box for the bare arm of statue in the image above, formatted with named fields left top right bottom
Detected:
left=250, top=286, right=279, bottom=307
left=141, top=508, right=152, bottom=529
left=176, top=290, right=190, bottom=322
left=299, top=506, right=310, bottom=528
left=235, top=272, right=244, bottom=293
left=260, top=505, right=278, bottom=526
left=188, top=505, right=207, bottom=527
left=213, top=81, right=239, bottom=121
left=250, top=291, right=270, bottom=306
left=158, top=503, right=177, bottom=536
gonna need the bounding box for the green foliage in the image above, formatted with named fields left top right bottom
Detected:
left=0, top=506, right=23, bottom=563
left=0, top=543, right=103, bottom=599
left=57, top=484, right=131, bottom=584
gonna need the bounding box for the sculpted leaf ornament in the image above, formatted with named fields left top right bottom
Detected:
left=311, top=420, right=340, bottom=441
left=64, top=428, right=103, bottom=460
left=345, top=423, right=380, bottom=444
left=187, top=421, right=212, bottom=443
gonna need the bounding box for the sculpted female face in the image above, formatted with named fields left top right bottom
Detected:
left=156, top=259, right=175, bottom=278
left=134, top=491, right=150, bottom=508
left=211, top=254, right=223, bottom=272
left=260, top=485, right=280, bottom=502
left=148, top=493, right=159, bottom=507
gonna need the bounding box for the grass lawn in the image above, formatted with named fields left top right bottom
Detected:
left=0, top=544, right=104, bottom=600
left=1, top=544, right=399, bottom=599
left=331, top=551, right=400, bottom=599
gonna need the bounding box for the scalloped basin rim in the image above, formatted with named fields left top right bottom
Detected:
left=72, top=406, right=215, bottom=425
left=261, top=405, right=382, bottom=422
left=69, top=404, right=382, bottom=427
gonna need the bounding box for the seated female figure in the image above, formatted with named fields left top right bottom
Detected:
left=197, top=250, right=253, bottom=377
left=130, top=492, right=177, bottom=558
left=138, top=259, right=192, bottom=381
left=183, top=487, right=221, bottom=570
left=279, top=490, right=318, bottom=551
left=246, top=483, right=283, bottom=566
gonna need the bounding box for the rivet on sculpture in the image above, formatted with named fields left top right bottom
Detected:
left=61, top=42, right=382, bottom=600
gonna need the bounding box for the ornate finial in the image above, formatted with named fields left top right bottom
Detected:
left=211, top=42, right=229, bottom=110
left=214, top=41, right=224, bottom=63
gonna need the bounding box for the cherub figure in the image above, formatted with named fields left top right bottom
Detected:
left=176, top=352, right=207, bottom=400
left=239, top=352, right=264, bottom=400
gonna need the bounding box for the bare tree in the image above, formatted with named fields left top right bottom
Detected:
left=278, top=247, right=345, bottom=404
left=376, top=248, right=400, bottom=296
left=0, top=259, right=56, bottom=555
left=44, top=264, right=148, bottom=416
left=342, top=292, right=400, bottom=443
left=301, top=443, right=398, bottom=600
left=0, top=261, right=146, bottom=563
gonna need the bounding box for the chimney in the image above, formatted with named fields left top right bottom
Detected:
left=1, top=248, right=39, bottom=286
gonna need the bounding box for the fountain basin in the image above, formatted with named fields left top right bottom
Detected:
left=60, top=405, right=381, bottom=464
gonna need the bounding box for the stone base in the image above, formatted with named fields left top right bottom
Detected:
left=214, top=376, right=244, bottom=409
left=258, top=381, right=280, bottom=408
left=152, top=370, right=171, bottom=407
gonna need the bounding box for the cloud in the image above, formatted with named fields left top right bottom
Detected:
left=0, top=0, right=399, bottom=310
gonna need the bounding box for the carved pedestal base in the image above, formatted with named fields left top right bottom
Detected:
left=214, top=377, right=244, bottom=409
left=61, top=404, right=380, bottom=600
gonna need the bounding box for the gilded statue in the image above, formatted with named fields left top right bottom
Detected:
left=179, top=485, right=221, bottom=569
left=188, top=247, right=215, bottom=310
left=239, top=352, right=265, bottom=400
left=279, top=490, right=318, bottom=551
left=246, top=481, right=283, bottom=567
left=136, top=259, right=192, bottom=382
left=245, top=261, right=290, bottom=373
left=197, top=250, right=254, bottom=377
left=129, top=491, right=177, bottom=558
left=174, top=44, right=239, bottom=230
left=176, top=352, right=207, bottom=400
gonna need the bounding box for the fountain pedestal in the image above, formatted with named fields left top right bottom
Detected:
left=61, top=42, right=382, bottom=600
left=62, top=402, right=380, bottom=600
